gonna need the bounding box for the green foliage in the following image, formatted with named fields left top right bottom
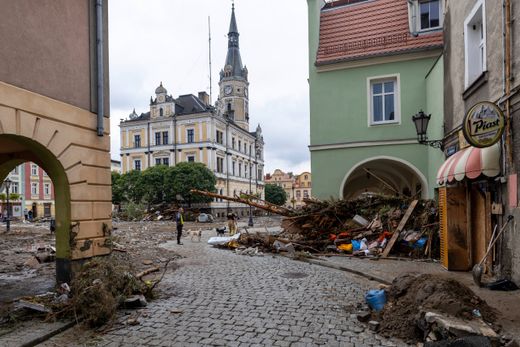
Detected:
left=169, top=162, right=216, bottom=206
left=265, top=184, right=287, bottom=206
left=111, top=163, right=217, bottom=208
left=0, top=193, right=20, bottom=202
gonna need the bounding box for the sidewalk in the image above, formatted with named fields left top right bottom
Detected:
left=309, top=255, right=520, bottom=338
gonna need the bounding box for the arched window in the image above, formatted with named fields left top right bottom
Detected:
left=159, top=108, right=163, bottom=117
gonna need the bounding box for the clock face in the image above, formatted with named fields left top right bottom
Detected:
left=224, top=85, right=233, bottom=95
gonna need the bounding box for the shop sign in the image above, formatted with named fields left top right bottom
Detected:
left=462, top=101, right=505, bottom=148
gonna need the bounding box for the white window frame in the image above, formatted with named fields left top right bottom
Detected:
left=416, top=0, right=443, bottom=32
left=186, top=128, right=195, bottom=143
left=31, top=164, right=38, bottom=176
left=134, top=159, right=141, bottom=171
left=11, top=182, right=19, bottom=194
left=44, top=183, right=51, bottom=196
left=464, top=0, right=486, bottom=88
left=31, top=182, right=38, bottom=196
left=367, top=74, right=401, bottom=126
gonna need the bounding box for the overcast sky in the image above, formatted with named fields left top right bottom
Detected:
left=109, top=0, right=311, bottom=174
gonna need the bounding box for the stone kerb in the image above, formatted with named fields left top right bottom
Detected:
left=0, top=81, right=112, bottom=263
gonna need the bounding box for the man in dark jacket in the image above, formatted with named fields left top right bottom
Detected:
left=176, top=207, right=184, bottom=245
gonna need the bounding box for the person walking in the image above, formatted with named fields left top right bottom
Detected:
left=227, top=211, right=237, bottom=236
left=176, top=207, right=184, bottom=245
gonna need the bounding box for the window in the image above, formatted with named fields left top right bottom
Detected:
left=232, top=161, right=236, bottom=176
left=238, top=140, right=241, bottom=152
left=162, top=131, right=169, bottom=145
left=464, top=0, right=486, bottom=87
left=304, top=190, right=309, bottom=198
left=217, top=157, right=224, bottom=173
left=134, top=134, right=141, bottom=148
left=296, top=190, right=301, bottom=199
left=239, top=163, right=242, bottom=177
left=369, top=76, right=399, bottom=125
left=155, top=132, right=161, bottom=145
left=304, top=175, right=308, bottom=180
left=31, top=182, right=38, bottom=195
left=134, top=159, right=141, bottom=171
left=249, top=145, right=252, bottom=155
left=216, top=130, right=223, bottom=144
left=419, top=0, right=441, bottom=31
left=11, top=182, right=19, bottom=194
left=187, top=155, right=195, bottom=163
left=159, top=108, right=163, bottom=117
left=258, top=168, right=263, bottom=179
left=187, top=129, right=194, bottom=143
left=232, top=137, right=236, bottom=149
left=31, top=164, right=38, bottom=176
left=155, top=158, right=162, bottom=166
left=163, top=158, right=169, bottom=166
left=44, top=183, right=51, bottom=196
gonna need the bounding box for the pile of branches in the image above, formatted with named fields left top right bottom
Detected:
left=284, top=196, right=436, bottom=240
left=15, top=254, right=169, bottom=328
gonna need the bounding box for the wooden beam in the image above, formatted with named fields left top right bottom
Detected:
left=381, top=200, right=418, bottom=257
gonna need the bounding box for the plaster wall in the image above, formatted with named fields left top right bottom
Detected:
left=0, top=0, right=109, bottom=113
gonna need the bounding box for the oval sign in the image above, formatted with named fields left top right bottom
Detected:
left=462, top=101, right=505, bottom=148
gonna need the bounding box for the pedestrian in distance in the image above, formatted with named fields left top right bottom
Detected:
left=227, top=211, right=237, bottom=236
left=176, top=207, right=184, bottom=245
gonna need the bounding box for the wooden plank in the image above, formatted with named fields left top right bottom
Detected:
left=381, top=200, right=418, bottom=257
left=438, top=187, right=448, bottom=268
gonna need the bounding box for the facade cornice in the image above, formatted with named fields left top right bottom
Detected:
left=315, top=48, right=442, bottom=72
left=309, top=139, right=418, bottom=151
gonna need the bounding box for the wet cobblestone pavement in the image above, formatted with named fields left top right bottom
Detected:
left=40, top=230, right=410, bottom=346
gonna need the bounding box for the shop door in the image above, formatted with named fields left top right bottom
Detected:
left=44, top=203, right=51, bottom=217
left=470, top=187, right=492, bottom=271
left=439, top=186, right=471, bottom=270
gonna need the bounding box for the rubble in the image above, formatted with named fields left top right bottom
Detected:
left=193, top=189, right=439, bottom=259
left=375, top=273, right=498, bottom=343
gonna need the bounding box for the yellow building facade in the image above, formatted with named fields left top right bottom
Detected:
left=265, top=170, right=312, bottom=208
left=119, top=6, right=265, bottom=217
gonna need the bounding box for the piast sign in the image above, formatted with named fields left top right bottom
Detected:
left=462, top=101, right=505, bottom=148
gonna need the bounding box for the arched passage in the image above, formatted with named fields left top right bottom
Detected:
left=340, top=156, right=428, bottom=200
left=0, top=81, right=113, bottom=284
left=0, top=135, right=71, bottom=282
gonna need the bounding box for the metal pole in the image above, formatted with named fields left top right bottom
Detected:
left=6, top=183, right=10, bottom=232
left=248, top=154, right=253, bottom=226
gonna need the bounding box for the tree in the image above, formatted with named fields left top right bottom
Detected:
left=265, top=184, right=287, bottom=206
left=111, top=171, right=124, bottom=204
left=140, top=165, right=175, bottom=206
left=169, top=162, right=216, bottom=206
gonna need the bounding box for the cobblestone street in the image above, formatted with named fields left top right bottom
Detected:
left=41, top=229, right=410, bottom=347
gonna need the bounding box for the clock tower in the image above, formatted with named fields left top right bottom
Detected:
left=218, top=4, right=249, bottom=131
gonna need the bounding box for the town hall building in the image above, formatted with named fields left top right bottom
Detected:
left=119, top=5, right=265, bottom=216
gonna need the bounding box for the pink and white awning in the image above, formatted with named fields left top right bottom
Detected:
left=436, top=143, right=501, bottom=185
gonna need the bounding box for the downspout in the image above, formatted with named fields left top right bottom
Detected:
left=96, top=0, right=104, bottom=136
left=505, top=0, right=512, bottom=166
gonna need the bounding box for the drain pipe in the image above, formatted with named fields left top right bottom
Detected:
left=96, top=0, right=104, bottom=137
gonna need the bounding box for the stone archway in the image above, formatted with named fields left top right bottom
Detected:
left=340, top=156, right=428, bottom=200
left=0, top=82, right=112, bottom=283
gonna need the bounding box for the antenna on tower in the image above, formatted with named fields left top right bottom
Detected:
left=208, top=16, right=213, bottom=105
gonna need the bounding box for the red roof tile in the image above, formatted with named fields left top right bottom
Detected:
left=316, top=0, right=443, bottom=65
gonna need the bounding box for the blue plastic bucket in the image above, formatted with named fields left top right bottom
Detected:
left=365, top=289, right=386, bottom=311
left=351, top=240, right=361, bottom=251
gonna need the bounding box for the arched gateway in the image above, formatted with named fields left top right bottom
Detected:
left=340, top=156, right=428, bottom=200
left=0, top=82, right=112, bottom=283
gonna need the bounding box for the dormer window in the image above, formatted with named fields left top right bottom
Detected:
left=418, top=0, right=442, bottom=31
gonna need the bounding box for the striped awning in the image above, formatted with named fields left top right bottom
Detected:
left=437, top=143, right=501, bottom=185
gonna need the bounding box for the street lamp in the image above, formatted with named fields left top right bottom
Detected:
left=412, top=110, right=444, bottom=150
left=248, top=150, right=254, bottom=227
left=3, top=178, right=12, bottom=232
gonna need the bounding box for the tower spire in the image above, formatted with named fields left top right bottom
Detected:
left=222, top=4, right=245, bottom=80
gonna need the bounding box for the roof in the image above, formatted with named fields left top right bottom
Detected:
left=316, top=0, right=443, bottom=65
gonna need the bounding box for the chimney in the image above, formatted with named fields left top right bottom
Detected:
left=198, top=91, right=210, bottom=106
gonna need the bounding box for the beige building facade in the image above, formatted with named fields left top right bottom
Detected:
left=0, top=0, right=112, bottom=282
left=265, top=170, right=312, bottom=208
left=119, top=6, right=265, bottom=216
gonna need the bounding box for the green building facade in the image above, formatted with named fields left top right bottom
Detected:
left=307, top=0, right=445, bottom=200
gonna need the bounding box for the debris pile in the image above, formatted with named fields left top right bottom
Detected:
left=192, top=190, right=439, bottom=258
left=375, top=273, right=499, bottom=344
left=9, top=253, right=169, bottom=328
